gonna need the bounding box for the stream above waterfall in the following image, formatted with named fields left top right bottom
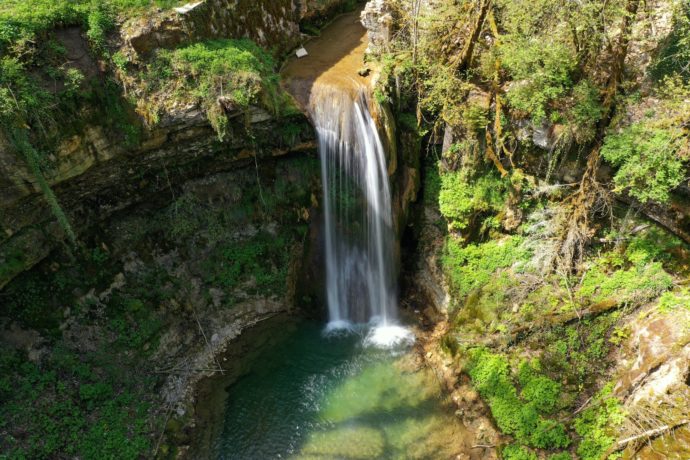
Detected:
left=203, top=316, right=474, bottom=459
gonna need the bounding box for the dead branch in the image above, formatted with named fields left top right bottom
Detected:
left=613, top=419, right=689, bottom=452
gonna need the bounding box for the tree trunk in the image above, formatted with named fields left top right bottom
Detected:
left=456, top=0, right=492, bottom=73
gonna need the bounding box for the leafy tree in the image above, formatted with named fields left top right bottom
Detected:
left=601, top=123, right=685, bottom=203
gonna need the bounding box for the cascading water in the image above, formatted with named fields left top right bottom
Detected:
left=309, top=82, right=413, bottom=347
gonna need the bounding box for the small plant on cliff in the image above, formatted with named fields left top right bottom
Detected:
left=574, top=383, right=625, bottom=460
left=150, top=39, right=281, bottom=141
left=7, top=129, right=77, bottom=245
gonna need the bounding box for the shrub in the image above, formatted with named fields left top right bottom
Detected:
left=500, top=36, right=576, bottom=122
left=601, top=123, right=685, bottom=204
left=502, top=444, right=537, bottom=460
left=438, top=167, right=507, bottom=230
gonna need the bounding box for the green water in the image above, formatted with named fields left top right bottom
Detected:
left=212, top=320, right=471, bottom=459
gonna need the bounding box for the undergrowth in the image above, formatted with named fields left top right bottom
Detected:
left=466, top=349, right=570, bottom=450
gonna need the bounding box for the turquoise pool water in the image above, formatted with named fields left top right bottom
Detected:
left=212, top=320, right=471, bottom=459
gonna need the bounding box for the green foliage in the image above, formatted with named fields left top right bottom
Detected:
left=601, top=123, right=685, bottom=203
left=0, top=0, right=180, bottom=51
left=151, top=39, right=280, bottom=140
left=579, top=261, right=672, bottom=305
left=0, top=56, right=54, bottom=130
left=466, top=348, right=570, bottom=450
left=79, top=382, right=114, bottom=409
left=442, top=235, right=530, bottom=298
left=541, top=313, right=619, bottom=388
left=574, top=383, right=625, bottom=460
left=566, top=80, right=604, bottom=143
left=397, top=112, right=421, bottom=133
left=423, top=157, right=443, bottom=207
left=518, top=360, right=561, bottom=414
left=0, top=247, right=25, bottom=282
left=438, top=166, right=507, bottom=231
left=0, top=346, right=154, bottom=459
left=0, top=243, right=171, bottom=458
left=499, top=36, right=576, bottom=123
left=548, top=453, right=573, bottom=460
left=502, top=444, right=537, bottom=460
left=578, top=233, right=675, bottom=305
left=203, top=231, right=291, bottom=299
left=85, top=5, right=115, bottom=53
left=658, top=288, right=690, bottom=312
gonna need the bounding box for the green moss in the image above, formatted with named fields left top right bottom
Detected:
left=442, top=235, right=530, bottom=298
left=466, top=348, right=570, bottom=450
left=574, top=383, right=625, bottom=460
left=438, top=166, right=507, bottom=231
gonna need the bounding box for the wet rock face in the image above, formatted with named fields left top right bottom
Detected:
left=123, top=0, right=301, bottom=59
left=298, top=0, right=361, bottom=27
left=0, top=106, right=316, bottom=290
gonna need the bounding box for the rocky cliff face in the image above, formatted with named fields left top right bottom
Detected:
left=1, top=0, right=346, bottom=290
left=0, top=105, right=315, bottom=290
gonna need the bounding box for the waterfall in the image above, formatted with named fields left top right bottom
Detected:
left=310, top=82, right=413, bottom=347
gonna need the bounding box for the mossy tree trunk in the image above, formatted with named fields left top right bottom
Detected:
left=556, top=0, right=641, bottom=271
